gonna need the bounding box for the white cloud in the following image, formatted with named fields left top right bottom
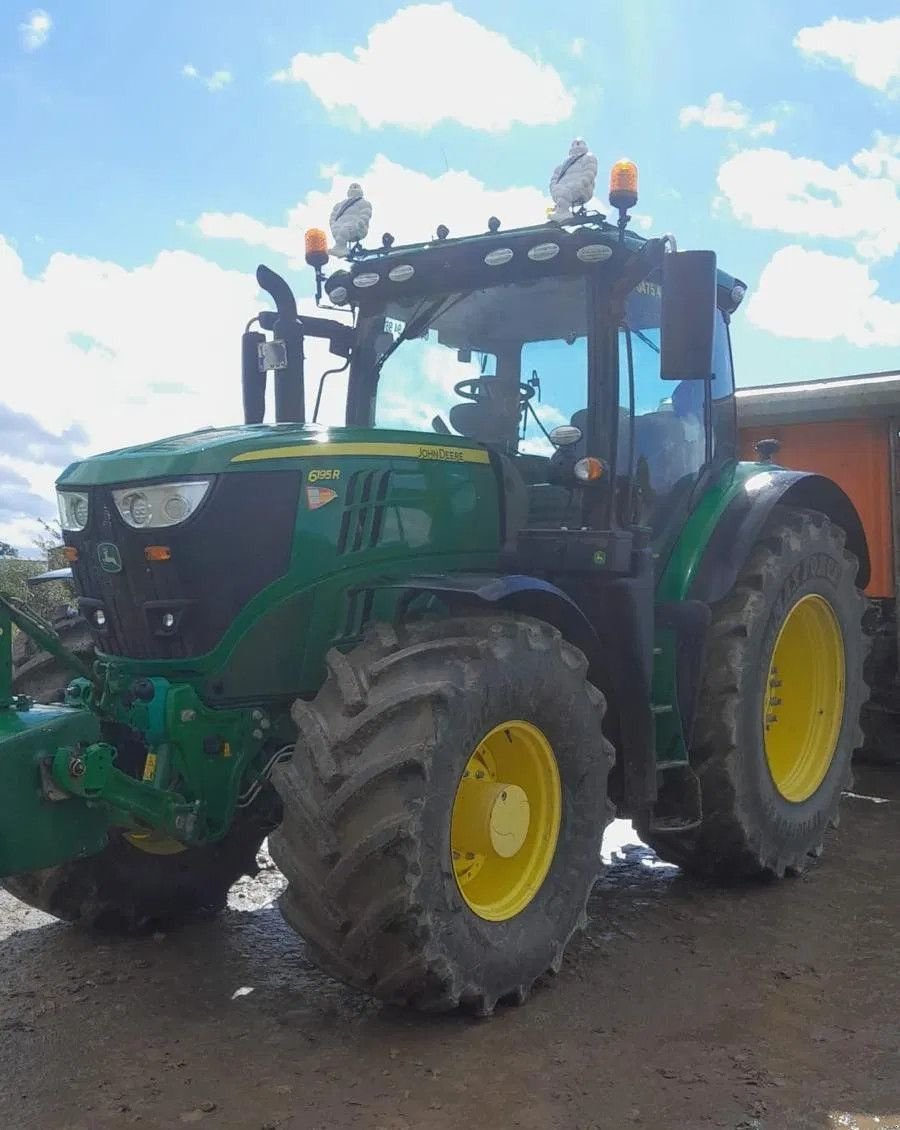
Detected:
left=748, top=245, right=900, bottom=347
left=795, top=16, right=900, bottom=96
left=678, top=92, right=776, bottom=136
left=182, top=64, right=233, bottom=92
left=853, top=131, right=900, bottom=180
left=19, top=8, right=51, bottom=51
left=717, top=144, right=900, bottom=261
left=0, top=237, right=262, bottom=546
left=197, top=155, right=554, bottom=267
left=680, top=93, right=749, bottom=131
left=272, top=2, right=574, bottom=131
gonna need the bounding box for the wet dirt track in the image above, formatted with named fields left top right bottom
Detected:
left=1, top=765, right=898, bottom=1130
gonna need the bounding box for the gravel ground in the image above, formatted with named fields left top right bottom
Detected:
left=1, top=765, right=897, bottom=1130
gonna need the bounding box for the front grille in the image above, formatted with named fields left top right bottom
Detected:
left=67, top=471, right=300, bottom=660
left=337, top=470, right=393, bottom=555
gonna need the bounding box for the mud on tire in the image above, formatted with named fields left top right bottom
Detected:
left=270, top=614, right=615, bottom=1015
left=641, top=506, right=867, bottom=879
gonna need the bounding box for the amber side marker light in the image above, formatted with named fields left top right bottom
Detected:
left=144, top=546, right=172, bottom=562
left=62, top=546, right=79, bottom=563
left=574, top=457, right=604, bottom=482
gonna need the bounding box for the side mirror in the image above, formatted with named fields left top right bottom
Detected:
left=327, top=323, right=354, bottom=359
left=660, top=250, right=717, bottom=381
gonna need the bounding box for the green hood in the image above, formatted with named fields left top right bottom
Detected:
left=57, top=424, right=490, bottom=486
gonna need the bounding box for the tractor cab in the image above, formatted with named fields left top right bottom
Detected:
left=274, top=161, right=748, bottom=582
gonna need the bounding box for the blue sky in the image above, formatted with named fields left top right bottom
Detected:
left=0, top=2, right=898, bottom=548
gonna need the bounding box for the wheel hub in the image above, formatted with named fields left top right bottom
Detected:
left=453, top=779, right=530, bottom=858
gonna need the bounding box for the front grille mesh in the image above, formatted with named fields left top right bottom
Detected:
left=336, top=470, right=393, bottom=555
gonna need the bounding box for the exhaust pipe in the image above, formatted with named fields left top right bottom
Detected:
left=241, top=328, right=266, bottom=425
left=256, top=265, right=305, bottom=425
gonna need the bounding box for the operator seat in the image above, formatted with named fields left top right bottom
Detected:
left=633, top=381, right=705, bottom=537
left=449, top=401, right=504, bottom=444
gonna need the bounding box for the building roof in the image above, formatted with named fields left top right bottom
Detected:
left=736, top=370, right=900, bottom=426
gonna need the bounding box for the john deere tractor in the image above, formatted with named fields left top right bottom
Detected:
left=1, top=158, right=869, bottom=1014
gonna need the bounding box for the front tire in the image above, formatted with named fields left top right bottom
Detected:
left=2, top=790, right=280, bottom=931
left=270, top=615, right=614, bottom=1014
left=642, top=507, right=866, bottom=878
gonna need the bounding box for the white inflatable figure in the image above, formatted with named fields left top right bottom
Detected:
left=329, top=183, right=372, bottom=257
left=548, top=138, right=598, bottom=222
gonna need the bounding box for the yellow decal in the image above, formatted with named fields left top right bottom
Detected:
left=142, top=752, right=158, bottom=782
left=231, top=442, right=490, bottom=465
left=308, top=468, right=341, bottom=482
left=416, top=445, right=466, bottom=462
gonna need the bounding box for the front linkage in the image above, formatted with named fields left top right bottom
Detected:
left=0, top=593, right=287, bottom=878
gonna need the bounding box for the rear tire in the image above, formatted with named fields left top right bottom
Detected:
left=641, top=507, right=866, bottom=878
left=271, top=615, right=614, bottom=1014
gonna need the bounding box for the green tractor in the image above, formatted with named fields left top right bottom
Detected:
left=1, top=157, right=869, bottom=1014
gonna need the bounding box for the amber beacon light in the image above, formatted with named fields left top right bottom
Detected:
left=608, top=160, right=639, bottom=212
left=304, top=228, right=329, bottom=268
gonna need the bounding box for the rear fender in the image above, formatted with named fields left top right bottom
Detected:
left=690, top=468, right=870, bottom=605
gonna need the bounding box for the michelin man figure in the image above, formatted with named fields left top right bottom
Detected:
left=329, top=183, right=372, bottom=257
left=548, top=138, right=598, bottom=222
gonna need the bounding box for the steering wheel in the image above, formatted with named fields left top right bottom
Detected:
left=453, top=378, right=536, bottom=404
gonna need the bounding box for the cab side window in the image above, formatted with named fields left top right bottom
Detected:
left=617, top=286, right=705, bottom=535
left=710, top=310, right=736, bottom=460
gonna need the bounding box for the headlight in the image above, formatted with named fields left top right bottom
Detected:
left=57, top=491, right=90, bottom=531
left=112, top=480, right=211, bottom=529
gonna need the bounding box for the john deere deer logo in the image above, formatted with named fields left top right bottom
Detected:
left=97, top=543, right=122, bottom=573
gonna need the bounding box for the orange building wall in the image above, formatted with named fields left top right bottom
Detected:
left=739, top=419, right=894, bottom=598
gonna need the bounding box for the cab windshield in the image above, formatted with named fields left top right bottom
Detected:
left=352, top=275, right=590, bottom=456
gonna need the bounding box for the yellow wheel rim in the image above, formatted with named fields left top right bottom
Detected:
left=764, top=594, right=845, bottom=803
left=124, top=831, right=187, bottom=855
left=450, top=720, right=561, bottom=922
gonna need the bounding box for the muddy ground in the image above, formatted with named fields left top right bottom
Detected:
left=1, top=765, right=898, bottom=1130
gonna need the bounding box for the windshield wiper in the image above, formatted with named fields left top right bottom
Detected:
left=373, top=291, right=473, bottom=376
left=622, top=320, right=660, bottom=355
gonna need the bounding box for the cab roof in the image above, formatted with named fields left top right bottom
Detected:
left=325, top=217, right=746, bottom=317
